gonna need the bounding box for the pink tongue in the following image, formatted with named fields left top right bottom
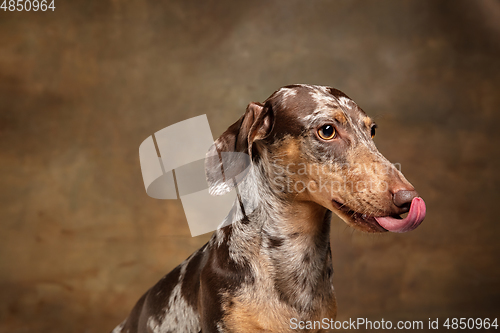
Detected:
left=375, top=197, right=426, bottom=233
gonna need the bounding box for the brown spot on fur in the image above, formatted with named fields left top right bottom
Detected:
left=363, top=116, right=373, bottom=129
left=334, top=111, right=347, bottom=125
left=222, top=294, right=295, bottom=333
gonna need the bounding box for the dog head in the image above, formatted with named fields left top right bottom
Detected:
left=206, top=84, right=426, bottom=233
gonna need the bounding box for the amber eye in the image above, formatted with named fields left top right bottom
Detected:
left=318, top=125, right=336, bottom=140
left=370, top=125, right=377, bottom=138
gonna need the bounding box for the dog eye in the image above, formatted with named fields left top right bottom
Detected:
left=318, top=125, right=336, bottom=140
left=370, top=125, right=377, bottom=138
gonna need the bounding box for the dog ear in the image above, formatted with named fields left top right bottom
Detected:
left=205, top=102, right=273, bottom=195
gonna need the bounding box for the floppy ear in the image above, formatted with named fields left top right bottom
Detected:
left=205, top=102, right=273, bottom=195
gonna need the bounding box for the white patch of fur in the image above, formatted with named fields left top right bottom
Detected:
left=111, top=319, right=126, bottom=333
left=302, top=108, right=326, bottom=123
left=149, top=258, right=201, bottom=333
left=212, top=227, right=226, bottom=247
left=337, top=96, right=352, bottom=109
left=308, top=86, right=355, bottom=115
left=309, top=88, right=336, bottom=106
left=279, top=87, right=297, bottom=101
left=208, top=180, right=232, bottom=196
left=305, top=87, right=356, bottom=127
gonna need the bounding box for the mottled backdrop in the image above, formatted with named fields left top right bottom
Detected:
left=0, top=0, right=499, bottom=332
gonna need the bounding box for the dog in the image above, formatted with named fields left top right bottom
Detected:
left=112, top=84, right=426, bottom=333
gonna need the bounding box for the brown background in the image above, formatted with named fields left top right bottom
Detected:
left=1, top=0, right=499, bottom=332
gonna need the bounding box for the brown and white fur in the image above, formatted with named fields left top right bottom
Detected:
left=112, top=84, right=424, bottom=333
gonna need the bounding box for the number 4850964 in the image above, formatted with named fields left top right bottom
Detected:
left=1, top=0, right=55, bottom=11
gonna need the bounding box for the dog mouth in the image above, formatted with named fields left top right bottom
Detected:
left=331, top=197, right=426, bottom=233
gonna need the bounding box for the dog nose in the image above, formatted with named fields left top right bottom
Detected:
left=393, top=189, right=419, bottom=212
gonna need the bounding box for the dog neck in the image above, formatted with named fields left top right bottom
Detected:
left=216, top=160, right=334, bottom=313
